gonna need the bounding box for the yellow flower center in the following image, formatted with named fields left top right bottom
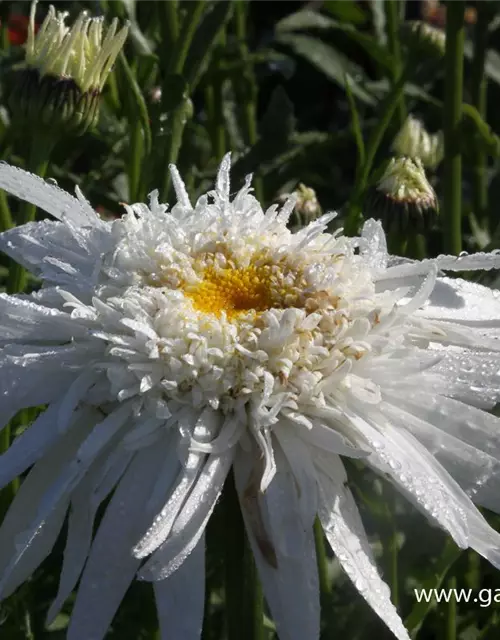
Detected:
left=185, top=263, right=297, bottom=319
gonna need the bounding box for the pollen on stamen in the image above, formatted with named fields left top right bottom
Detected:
left=184, top=264, right=282, bottom=319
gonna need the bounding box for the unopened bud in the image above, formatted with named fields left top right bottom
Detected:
left=366, top=157, right=438, bottom=235
left=8, top=1, right=128, bottom=137
left=392, top=115, right=444, bottom=169
left=400, top=20, right=445, bottom=62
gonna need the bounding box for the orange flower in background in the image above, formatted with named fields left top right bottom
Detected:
left=422, top=0, right=477, bottom=28
left=7, top=14, right=39, bottom=45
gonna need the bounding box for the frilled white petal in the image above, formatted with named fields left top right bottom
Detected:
left=0, top=401, right=99, bottom=490
left=345, top=407, right=469, bottom=548
left=234, top=443, right=320, bottom=640
left=0, top=220, right=113, bottom=290
left=315, top=453, right=409, bottom=640
left=382, top=390, right=500, bottom=459
left=138, top=449, right=234, bottom=580
left=0, top=163, right=101, bottom=226
left=386, top=401, right=500, bottom=511
left=360, top=219, right=388, bottom=271
left=46, top=448, right=133, bottom=624
left=0, top=293, right=90, bottom=343
left=0, top=418, right=90, bottom=599
left=0, top=343, right=102, bottom=429
left=154, top=534, right=205, bottom=640
left=419, top=277, right=500, bottom=327
left=67, top=440, right=169, bottom=640
left=133, top=410, right=221, bottom=559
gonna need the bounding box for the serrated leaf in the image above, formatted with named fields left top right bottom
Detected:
left=276, top=33, right=375, bottom=104
left=184, top=1, right=234, bottom=91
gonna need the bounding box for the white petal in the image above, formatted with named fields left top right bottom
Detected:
left=0, top=402, right=100, bottom=490
left=46, top=449, right=133, bottom=624
left=133, top=411, right=221, bottom=559
left=67, top=440, right=170, bottom=640
left=316, top=454, right=409, bottom=640
left=234, top=443, right=320, bottom=640
left=0, top=220, right=112, bottom=289
left=0, top=417, right=90, bottom=598
left=344, top=407, right=469, bottom=548
left=0, top=343, right=101, bottom=430
left=154, top=534, right=205, bottom=640
left=0, top=164, right=100, bottom=225
left=360, top=219, right=388, bottom=271
left=382, top=390, right=500, bottom=459
left=0, top=293, right=89, bottom=342
left=419, top=277, right=500, bottom=327
left=138, top=449, right=233, bottom=580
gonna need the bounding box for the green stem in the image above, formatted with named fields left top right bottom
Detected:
left=234, top=1, right=263, bottom=202
left=159, top=0, right=179, bottom=53
left=446, top=575, right=457, bottom=640
left=169, top=1, right=205, bottom=76
left=344, top=68, right=409, bottom=235
left=159, top=96, right=193, bottom=203
left=0, top=189, right=13, bottom=231
left=384, top=0, right=406, bottom=128
left=314, top=518, right=335, bottom=639
left=128, top=121, right=144, bottom=203
left=471, top=3, right=490, bottom=228
left=443, top=1, right=465, bottom=255
left=224, top=471, right=264, bottom=640
left=6, top=138, right=54, bottom=294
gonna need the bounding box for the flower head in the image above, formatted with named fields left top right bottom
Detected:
left=278, top=183, right=322, bottom=230
left=8, top=2, right=128, bottom=136
left=367, top=156, right=438, bottom=234
left=2, top=157, right=500, bottom=640
left=392, top=115, right=444, bottom=169
left=400, top=20, right=446, bottom=62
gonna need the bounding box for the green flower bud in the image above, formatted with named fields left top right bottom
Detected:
left=278, top=184, right=322, bottom=230
left=8, top=1, right=128, bottom=137
left=392, top=115, right=444, bottom=170
left=400, top=20, right=445, bottom=62
left=365, top=157, right=439, bottom=235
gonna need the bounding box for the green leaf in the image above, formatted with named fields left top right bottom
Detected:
left=404, top=540, right=462, bottom=638
left=101, top=0, right=153, bottom=55
left=344, top=74, right=365, bottom=171
left=276, top=34, right=376, bottom=105
left=275, top=10, right=393, bottom=70
left=231, top=86, right=295, bottom=184
left=183, top=1, right=234, bottom=91
left=117, top=52, right=152, bottom=155
left=324, top=0, right=367, bottom=25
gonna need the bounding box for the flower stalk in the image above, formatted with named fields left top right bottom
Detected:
left=471, top=3, right=490, bottom=227
left=384, top=0, right=406, bottom=128
left=224, top=471, right=264, bottom=640
left=345, top=68, right=409, bottom=236
left=443, top=1, right=465, bottom=255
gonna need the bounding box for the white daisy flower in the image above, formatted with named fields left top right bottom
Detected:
left=2, top=156, right=500, bottom=640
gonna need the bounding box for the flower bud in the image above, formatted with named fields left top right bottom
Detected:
left=8, top=1, right=128, bottom=137
left=365, top=157, right=438, bottom=235
left=400, top=20, right=445, bottom=62
left=392, top=115, right=444, bottom=170
left=278, top=184, right=322, bottom=230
